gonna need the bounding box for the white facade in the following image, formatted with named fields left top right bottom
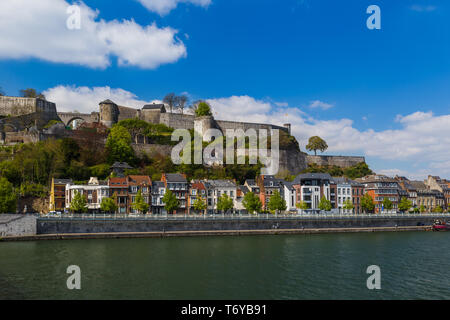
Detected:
left=65, top=177, right=109, bottom=211
left=337, top=182, right=352, bottom=213
left=300, top=186, right=322, bottom=209
left=283, top=184, right=297, bottom=211
left=205, top=180, right=237, bottom=211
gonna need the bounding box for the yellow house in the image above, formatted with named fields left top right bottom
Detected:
left=49, top=178, right=72, bottom=212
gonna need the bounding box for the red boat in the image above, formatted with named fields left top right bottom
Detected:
left=432, top=220, right=450, bottom=231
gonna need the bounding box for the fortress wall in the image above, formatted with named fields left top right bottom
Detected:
left=141, top=109, right=161, bottom=124
left=306, top=155, right=366, bottom=168
left=0, top=96, right=37, bottom=116
left=215, top=120, right=288, bottom=134
left=117, top=105, right=139, bottom=121
left=160, top=113, right=195, bottom=130
left=0, top=97, right=57, bottom=117
left=0, top=112, right=61, bottom=132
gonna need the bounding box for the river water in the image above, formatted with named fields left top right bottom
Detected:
left=0, top=232, right=449, bottom=299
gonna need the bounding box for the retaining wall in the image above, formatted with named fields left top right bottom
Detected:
left=0, top=215, right=37, bottom=237
left=36, top=215, right=443, bottom=235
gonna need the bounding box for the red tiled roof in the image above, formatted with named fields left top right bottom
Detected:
left=109, top=177, right=128, bottom=186
left=128, top=175, right=151, bottom=186
left=191, top=181, right=206, bottom=190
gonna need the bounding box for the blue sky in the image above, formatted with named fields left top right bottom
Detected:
left=0, top=0, right=449, bottom=179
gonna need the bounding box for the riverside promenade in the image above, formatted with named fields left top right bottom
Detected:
left=2, top=212, right=448, bottom=241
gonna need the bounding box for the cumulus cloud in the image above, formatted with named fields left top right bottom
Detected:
left=308, top=100, right=334, bottom=110
left=137, top=0, right=211, bottom=15
left=43, top=85, right=160, bottom=113
left=0, top=0, right=186, bottom=69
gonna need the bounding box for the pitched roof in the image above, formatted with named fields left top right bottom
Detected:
left=109, top=177, right=128, bottom=186
left=409, top=181, right=428, bottom=190
left=164, top=173, right=187, bottom=183
left=100, top=99, right=117, bottom=105
left=191, top=181, right=206, bottom=190
left=281, top=180, right=295, bottom=190
left=205, top=180, right=237, bottom=188
left=293, top=173, right=332, bottom=184
left=111, top=162, right=133, bottom=169
left=238, top=185, right=250, bottom=194
left=128, top=175, right=151, bottom=186
left=142, top=103, right=166, bottom=111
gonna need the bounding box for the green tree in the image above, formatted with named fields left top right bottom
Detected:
left=217, top=193, right=234, bottom=213
left=131, top=189, right=149, bottom=214
left=296, top=201, right=309, bottom=212
left=419, top=204, right=426, bottom=213
left=433, top=206, right=443, bottom=213
left=20, top=88, right=45, bottom=99
left=70, top=191, right=88, bottom=213
left=0, top=177, right=17, bottom=213
left=194, top=101, right=213, bottom=117
left=382, top=198, right=393, bottom=212
left=343, top=199, right=354, bottom=212
left=106, top=125, right=135, bottom=164
left=192, top=197, right=207, bottom=214
left=268, top=190, right=287, bottom=214
left=100, top=196, right=118, bottom=213
left=242, top=192, right=262, bottom=214
left=398, top=197, right=412, bottom=213
left=162, top=189, right=179, bottom=214
left=361, top=193, right=375, bottom=213
left=306, top=136, right=328, bottom=156
left=318, top=196, right=332, bottom=211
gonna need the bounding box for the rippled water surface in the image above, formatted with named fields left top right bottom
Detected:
left=0, top=232, right=449, bottom=299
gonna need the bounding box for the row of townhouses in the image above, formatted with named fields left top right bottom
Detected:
left=49, top=167, right=450, bottom=214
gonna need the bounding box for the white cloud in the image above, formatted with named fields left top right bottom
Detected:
left=43, top=85, right=159, bottom=113
left=410, top=5, right=437, bottom=12
left=0, top=0, right=186, bottom=69
left=308, top=100, right=334, bottom=110
left=137, top=0, right=211, bottom=15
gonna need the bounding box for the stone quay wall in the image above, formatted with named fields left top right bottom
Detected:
left=0, top=214, right=37, bottom=237
left=36, top=215, right=444, bottom=235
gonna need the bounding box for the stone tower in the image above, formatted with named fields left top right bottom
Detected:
left=99, top=99, right=119, bottom=128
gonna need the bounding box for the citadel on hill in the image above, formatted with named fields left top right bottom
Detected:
left=0, top=95, right=366, bottom=174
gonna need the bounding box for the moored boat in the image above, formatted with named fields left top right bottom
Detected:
left=432, top=220, right=450, bottom=231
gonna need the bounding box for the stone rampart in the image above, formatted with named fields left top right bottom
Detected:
left=306, top=155, right=365, bottom=168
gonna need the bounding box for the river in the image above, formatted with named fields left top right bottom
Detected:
left=0, top=232, right=449, bottom=299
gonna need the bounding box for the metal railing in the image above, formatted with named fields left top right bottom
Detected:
left=38, top=212, right=450, bottom=221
